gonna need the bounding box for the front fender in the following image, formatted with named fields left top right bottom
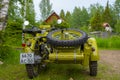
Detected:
left=87, top=38, right=99, bottom=61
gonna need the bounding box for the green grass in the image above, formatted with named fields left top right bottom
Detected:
left=96, top=36, right=120, bottom=49
left=0, top=49, right=120, bottom=80
left=0, top=61, right=120, bottom=80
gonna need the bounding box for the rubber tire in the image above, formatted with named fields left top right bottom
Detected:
left=25, top=42, right=40, bottom=79
left=89, top=61, right=97, bottom=76
left=26, top=64, right=40, bottom=79
left=47, top=29, right=88, bottom=47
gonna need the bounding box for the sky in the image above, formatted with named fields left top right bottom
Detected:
left=33, top=0, right=115, bottom=20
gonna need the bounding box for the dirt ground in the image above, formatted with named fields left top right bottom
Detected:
left=99, top=50, right=120, bottom=74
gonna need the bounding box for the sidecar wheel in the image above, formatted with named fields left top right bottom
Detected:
left=47, top=29, right=88, bottom=47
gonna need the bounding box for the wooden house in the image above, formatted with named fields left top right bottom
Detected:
left=44, top=12, right=61, bottom=25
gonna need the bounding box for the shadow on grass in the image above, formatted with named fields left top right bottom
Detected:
left=36, top=64, right=92, bottom=80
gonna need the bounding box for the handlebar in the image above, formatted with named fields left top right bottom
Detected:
left=22, top=29, right=41, bottom=33
left=22, top=27, right=41, bottom=34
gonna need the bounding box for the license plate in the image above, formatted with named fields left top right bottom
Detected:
left=20, top=53, right=34, bottom=64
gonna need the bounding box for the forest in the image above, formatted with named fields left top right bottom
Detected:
left=4, top=0, right=120, bottom=31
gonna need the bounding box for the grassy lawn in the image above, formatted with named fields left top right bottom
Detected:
left=0, top=50, right=120, bottom=80
left=0, top=62, right=120, bottom=80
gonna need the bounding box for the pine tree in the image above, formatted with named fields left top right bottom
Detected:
left=60, top=9, right=65, bottom=20
left=25, top=0, right=35, bottom=25
left=71, top=7, right=81, bottom=28
left=114, top=0, right=120, bottom=20
left=90, top=10, right=102, bottom=31
left=65, top=11, right=72, bottom=27
left=102, top=1, right=112, bottom=26
left=115, top=20, right=120, bottom=33
left=80, top=7, right=89, bottom=26
left=89, top=3, right=104, bottom=18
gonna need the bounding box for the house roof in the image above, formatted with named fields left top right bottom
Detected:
left=44, top=12, right=61, bottom=23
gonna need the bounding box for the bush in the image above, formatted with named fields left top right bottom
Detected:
left=0, top=30, right=20, bottom=61
left=0, top=31, right=16, bottom=61
left=4, top=21, right=22, bottom=46
left=0, top=46, right=13, bottom=60
left=54, top=21, right=70, bottom=29
left=6, top=21, right=22, bottom=31
left=79, top=26, right=89, bottom=33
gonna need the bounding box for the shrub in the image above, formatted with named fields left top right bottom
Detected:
left=54, top=21, right=70, bottom=29
left=0, top=46, right=13, bottom=60
left=0, top=31, right=20, bottom=61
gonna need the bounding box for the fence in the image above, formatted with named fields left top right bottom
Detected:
left=89, top=31, right=115, bottom=38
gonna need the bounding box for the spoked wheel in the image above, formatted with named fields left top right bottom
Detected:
left=89, top=61, right=97, bottom=76
left=26, top=64, right=40, bottom=79
left=47, top=29, right=88, bottom=47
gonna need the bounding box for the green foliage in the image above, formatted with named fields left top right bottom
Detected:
left=60, top=9, right=65, bottom=20
left=71, top=7, right=82, bottom=28
left=65, top=11, right=72, bottom=27
left=0, top=31, right=19, bottom=61
left=0, top=31, right=5, bottom=44
left=39, top=0, right=53, bottom=20
left=4, top=21, right=22, bottom=47
left=8, top=0, right=36, bottom=26
left=102, top=1, right=113, bottom=26
left=89, top=3, right=104, bottom=18
left=54, top=21, right=70, bottom=29
left=79, top=26, right=89, bottom=33
left=80, top=7, right=90, bottom=26
left=109, top=6, right=117, bottom=28
left=8, top=0, right=22, bottom=21
left=0, top=22, right=22, bottom=61
left=115, top=20, right=120, bottom=33
left=0, top=21, right=21, bottom=61
left=90, top=10, right=102, bottom=31
left=25, top=0, right=35, bottom=25
left=114, top=0, right=120, bottom=20
left=6, top=21, right=22, bottom=31
left=96, top=36, right=120, bottom=49
left=0, top=46, right=16, bottom=61
left=71, top=7, right=90, bottom=28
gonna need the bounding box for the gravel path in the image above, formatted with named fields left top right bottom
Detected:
left=99, top=50, right=120, bottom=74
